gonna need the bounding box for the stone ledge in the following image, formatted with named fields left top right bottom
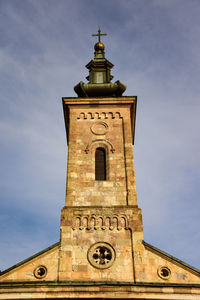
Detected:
left=1, top=280, right=200, bottom=288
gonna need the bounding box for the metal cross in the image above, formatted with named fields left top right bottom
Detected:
left=92, top=28, right=107, bottom=43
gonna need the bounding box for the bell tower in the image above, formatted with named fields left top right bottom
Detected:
left=58, top=29, right=142, bottom=281
left=1, top=29, right=200, bottom=299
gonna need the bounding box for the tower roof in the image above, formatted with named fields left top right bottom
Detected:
left=74, top=28, right=126, bottom=97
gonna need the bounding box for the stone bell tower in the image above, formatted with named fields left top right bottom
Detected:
left=1, top=29, right=200, bottom=299
left=58, top=29, right=141, bottom=281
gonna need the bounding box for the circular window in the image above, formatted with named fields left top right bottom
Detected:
left=158, top=266, right=171, bottom=280
left=91, top=122, right=108, bottom=135
left=88, top=242, right=115, bottom=269
left=34, top=265, right=47, bottom=279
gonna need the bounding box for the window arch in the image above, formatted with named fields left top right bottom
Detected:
left=95, top=147, right=106, bottom=180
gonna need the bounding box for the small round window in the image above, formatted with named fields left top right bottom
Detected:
left=158, top=266, right=171, bottom=280
left=34, top=265, right=47, bottom=279
left=88, top=242, right=115, bottom=269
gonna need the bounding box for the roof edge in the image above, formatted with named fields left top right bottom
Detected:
left=0, top=242, right=60, bottom=276
left=62, top=95, right=136, bottom=99
left=143, top=241, right=200, bottom=275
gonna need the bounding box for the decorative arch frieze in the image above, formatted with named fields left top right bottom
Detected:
left=72, top=214, right=129, bottom=231
left=77, top=112, right=87, bottom=120
left=77, top=111, right=122, bottom=120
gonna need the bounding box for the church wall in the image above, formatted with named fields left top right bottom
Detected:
left=59, top=206, right=143, bottom=282
left=1, top=283, right=200, bottom=299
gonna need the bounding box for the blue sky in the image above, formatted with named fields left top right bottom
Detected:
left=0, top=0, right=200, bottom=271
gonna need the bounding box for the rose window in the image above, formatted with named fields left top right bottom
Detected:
left=88, top=242, right=115, bottom=269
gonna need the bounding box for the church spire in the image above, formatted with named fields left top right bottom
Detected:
left=74, top=28, right=126, bottom=97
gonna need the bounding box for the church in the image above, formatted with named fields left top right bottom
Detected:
left=0, top=29, right=200, bottom=299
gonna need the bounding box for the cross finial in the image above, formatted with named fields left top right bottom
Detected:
left=92, top=27, right=107, bottom=43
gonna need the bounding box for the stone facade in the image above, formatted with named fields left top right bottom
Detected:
left=59, top=96, right=140, bottom=282
left=0, top=95, right=200, bottom=299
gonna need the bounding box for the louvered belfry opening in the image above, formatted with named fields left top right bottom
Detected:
left=95, top=147, right=106, bottom=180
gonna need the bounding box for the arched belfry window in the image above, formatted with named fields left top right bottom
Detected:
left=95, top=147, right=106, bottom=180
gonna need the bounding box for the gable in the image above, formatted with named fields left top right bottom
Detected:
left=0, top=242, right=60, bottom=282
left=138, top=241, right=200, bottom=284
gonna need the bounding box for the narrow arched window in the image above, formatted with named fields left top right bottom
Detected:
left=95, top=147, right=106, bottom=180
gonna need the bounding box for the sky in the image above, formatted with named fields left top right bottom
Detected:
left=0, top=0, right=200, bottom=272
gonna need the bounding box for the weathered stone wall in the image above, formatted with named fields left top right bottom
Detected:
left=65, top=99, right=137, bottom=207
left=59, top=97, right=140, bottom=281
left=59, top=206, right=143, bottom=281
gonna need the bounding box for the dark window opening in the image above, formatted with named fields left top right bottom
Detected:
left=95, top=147, right=106, bottom=180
